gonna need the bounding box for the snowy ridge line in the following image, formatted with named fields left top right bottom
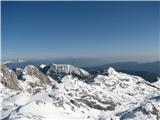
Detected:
left=0, top=64, right=159, bottom=120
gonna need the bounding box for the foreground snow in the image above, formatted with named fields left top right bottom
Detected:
left=0, top=65, right=160, bottom=120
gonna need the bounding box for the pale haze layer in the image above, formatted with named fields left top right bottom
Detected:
left=1, top=1, right=160, bottom=62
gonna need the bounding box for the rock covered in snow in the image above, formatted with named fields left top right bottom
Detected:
left=117, top=97, right=160, bottom=120
left=40, top=64, right=92, bottom=82
left=0, top=66, right=160, bottom=120
left=152, top=78, right=160, bottom=88
left=18, top=65, right=54, bottom=91
left=0, top=64, right=21, bottom=90
left=23, top=65, right=52, bottom=86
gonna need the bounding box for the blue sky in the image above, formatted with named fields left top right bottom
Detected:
left=2, top=1, right=159, bottom=62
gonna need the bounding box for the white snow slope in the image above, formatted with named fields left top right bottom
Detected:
left=0, top=65, right=160, bottom=120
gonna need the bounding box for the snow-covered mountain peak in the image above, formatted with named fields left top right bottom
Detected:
left=40, top=64, right=46, bottom=69
left=51, top=64, right=90, bottom=76
left=1, top=64, right=160, bottom=120
left=40, top=64, right=92, bottom=82
left=106, top=67, right=144, bottom=83
left=23, top=65, right=38, bottom=72
left=13, top=65, right=54, bottom=91
left=0, top=64, right=21, bottom=90
left=107, top=67, right=118, bottom=76
left=152, top=78, right=160, bottom=88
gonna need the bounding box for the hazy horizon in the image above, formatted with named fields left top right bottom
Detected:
left=2, top=1, right=160, bottom=62
left=2, top=55, right=160, bottom=68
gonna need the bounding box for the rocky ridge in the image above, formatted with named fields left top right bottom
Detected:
left=0, top=64, right=160, bottom=120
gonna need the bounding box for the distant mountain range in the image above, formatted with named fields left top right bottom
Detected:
left=85, top=61, right=160, bottom=74
left=4, top=61, right=160, bottom=83
left=84, top=61, right=160, bottom=83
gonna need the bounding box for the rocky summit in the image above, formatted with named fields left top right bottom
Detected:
left=0, top=64, right=160, bottom=120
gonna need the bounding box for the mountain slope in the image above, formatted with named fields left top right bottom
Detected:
left=0, top=64, right=21, bottom=90
left=39, top=64, right=92, bottom=82
left=0, top=64, right=160, bottom=120
left=85, top=62, right=160, bottom=82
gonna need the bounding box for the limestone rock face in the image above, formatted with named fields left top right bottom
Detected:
left=23, top=65, right=52, bottom=86
left=40, top=64, right=92, bottom=82
left=0, top=64, right=21, bottom=90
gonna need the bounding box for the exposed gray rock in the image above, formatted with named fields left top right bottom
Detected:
left=23, top=65, right=52, bottom=86
left=39, top=64, right=92, bottom=82
left=15, top=68, right=23, bottom=80
left=76, top=98, right=116, bottom=111
left=0, top=64, right=21, bottom=90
